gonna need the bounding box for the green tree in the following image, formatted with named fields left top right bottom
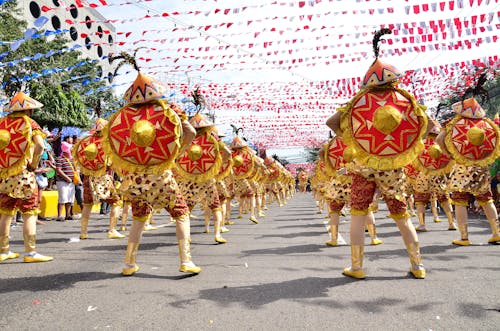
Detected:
left=0, top=1, right=118, bottom=130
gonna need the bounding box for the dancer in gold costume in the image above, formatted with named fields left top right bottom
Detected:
left=103, top=53, right=200, bottom=275
left=0, top=92, right=53, bottom=263
left=436, top=82, right=500, bottom=245
left=328, top=29, right=428, bottom=279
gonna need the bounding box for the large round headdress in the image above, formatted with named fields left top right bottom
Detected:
left=175, top=127, right=222, bottom=183
left=338, top=29, right=427, bottom=170
left=444, top=73, right=500, bottom=166
left=102, top=50, right=182, bottom=174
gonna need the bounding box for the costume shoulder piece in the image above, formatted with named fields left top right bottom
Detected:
left=0, top=114, right=33, bottom=178
left=72, top=134, right=107, bottom=176
left=413, top=136, right=454, bottom=175
left=339, top=29, right=427, bottom=170
left=444, top=98, right=500, bottom=166
left=176, top=131, right=222, bottom=183
left=324, top=136, right=347, bottom=176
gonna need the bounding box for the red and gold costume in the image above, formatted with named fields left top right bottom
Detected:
left=323, top=137, right=351, bottom=246
left=230, top=136, right=259, bottom=224
left=175, top=113, right=228, bottom=244
left=0, top=92, right=53, bottom=263
left=412, top=121, right=457, bottom=231
left=264, top=157, right=287, bottom=208
left=102, top=71, right=200, bottom=276
left=328, top=29, right=427, bottom=279
left=72, top=118, right=125, bottom=240
left=297, top=169, right=309, bottom=193
left=437, top=97, right=500, bottom=245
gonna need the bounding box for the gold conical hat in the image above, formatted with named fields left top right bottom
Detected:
left=230, top=136, right=248, bottom=149
left=452, top=97, right=486, bottom=119
left=5, top=91, right=43, bottom=112
left=189, top=113, right=214, bottom=129
left=361, top=59, right=401, bottom=88
left=123, top=73, right=166, bottom=104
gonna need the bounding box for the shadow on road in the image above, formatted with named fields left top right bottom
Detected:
left=0, top=272, right=119, bottom=293
left=241, top=244, right=324, bottom=256
left=195, top=276, right=412, bottom=309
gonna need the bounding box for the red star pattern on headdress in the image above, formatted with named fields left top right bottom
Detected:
left=450, top=118, right=497, bottom=161
left=75, top=135, right=106, bottom=172
left=177, top=134, right=219, bottom=176
left=232, top=148, right=254, bottom=179
left=350, top=90, right=422, bottom=157
left=108, top=103, right=178, bottom=166
left=417, top=137, right=452, bottom=171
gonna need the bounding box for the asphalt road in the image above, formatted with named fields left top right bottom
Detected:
left=0, top=193, right=499, bottom=330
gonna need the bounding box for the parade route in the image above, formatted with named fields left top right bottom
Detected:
left=0, top=193, right=499, bottom=330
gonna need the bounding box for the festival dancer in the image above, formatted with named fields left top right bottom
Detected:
left=327, top=29, right=429, bottom=279
left=297, top=168, right=308, bottom=193
left=176, top=112, right=230, bottom=244
left=230, top=136, right=259, bottom=224
left=436, top=80, right=500, bottom=245
left=72, top=118, right=125, bottom=240
left=0, top=91, right=53, bottom=263
left=412, top=120, right=457, bottom=232
left=322, top=136, right=351, bottom=247
left=103, top=53, right=200, bottom=275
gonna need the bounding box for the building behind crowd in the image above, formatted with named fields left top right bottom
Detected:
left=19, top=0, right=116, bottom=83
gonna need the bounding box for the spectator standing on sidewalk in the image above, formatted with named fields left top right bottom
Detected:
left=55, top=140, right=78, bottom=221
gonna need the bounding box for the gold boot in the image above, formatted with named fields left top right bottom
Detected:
left=23, top=235, right=53, bottom=263
left=325, top=224, right=338, bottom=247
left=0, top=235, right=19, bottom=262
left=415, top=213, right=427, bottom=232
left=367, top=224, right=383, bottom=245
left=452, top=223, right=470, bottom=246
left=445, top=211, right=457, bottom=231
left=487, top=218, right=500, bottom=244
left=178, top=239, right=201, bottom=273
left=122, top=242, right=140, bottom=276
left=80, top=217, right=89, bottom=240
left=406, top=242, right=426, bottom=279
left=431, top=201, right=441, bottom=223
left=342, top=245, right=366, bottom=279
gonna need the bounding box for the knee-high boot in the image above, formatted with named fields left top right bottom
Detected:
left=0, top=235, right=19, bottom=261
left=343, top=214, right=366, bottom=279
left=482, top=202, right=500, bottom=243
left=440, top=200, right=456, bottom=230
left=366, top=211, right=383, bottom=245
left=22, top=214, right=53, bottom=263
left=122, top=216, right=147, bottom=275
left=405, top=242, right=426, bottom=279
left=326, top=212, right=339, bottom=247
left=394, top=217, right=425, bottom=279
left=213, top=209, right=227, bottom=244
left=107, top=205, right=126, bottom=239
left=431, top=200, right=441, bottom=223
left=176, top=214, right=201, bottom=273
left=415, top=203, right=427, bottom=232
left=79, top=205, right=92, bottom=239
left=343, top=245, right=365, bottom=279
left=453, top=205, right=470, bottom=246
